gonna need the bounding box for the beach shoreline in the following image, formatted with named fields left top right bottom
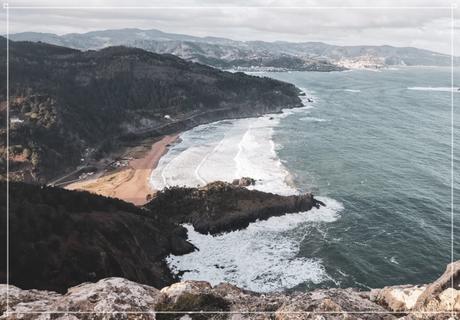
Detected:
left=65, top=134, right=179, bottom=206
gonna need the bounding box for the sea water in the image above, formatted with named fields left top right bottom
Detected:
left=151, top=66, right=460, bottom=292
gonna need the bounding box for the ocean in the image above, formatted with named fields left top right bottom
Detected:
left=150, top=66, right=460, bottom=292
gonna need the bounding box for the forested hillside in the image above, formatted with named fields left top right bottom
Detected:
left=0, top=37, right=301, bottom=182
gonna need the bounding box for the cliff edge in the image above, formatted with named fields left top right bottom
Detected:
left=2, top=261, right=459, bottom=319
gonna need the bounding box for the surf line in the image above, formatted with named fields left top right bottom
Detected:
left=160, top=149, right=178, bottom=188
left=194, top=134, right=228, bottom=186
left=233, top=125, right=253, bottom=179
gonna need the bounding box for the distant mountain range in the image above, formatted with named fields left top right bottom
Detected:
left=9, top=28, right=459, bottom=71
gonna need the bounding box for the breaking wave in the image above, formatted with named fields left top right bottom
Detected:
left=407, top=86, right=460, bottom=92
left=151, top=93, right=344, bottom=291
left=167, top=197, right=343, bottom=292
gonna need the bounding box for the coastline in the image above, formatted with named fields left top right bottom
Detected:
left=63, top=103, right=308, bottom=206
left=65, top=134, right=179, bottom=206
left=63, top=92, right=311, bottom=205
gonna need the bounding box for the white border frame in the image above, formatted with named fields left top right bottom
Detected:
left=2, top=2, right=457, bottom=317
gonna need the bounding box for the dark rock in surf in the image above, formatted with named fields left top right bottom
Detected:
left=146, top=181, right=324, bottom=235
left=313, top=198, right=326, bottom=209
left=231, top=177, right=256, bottom=187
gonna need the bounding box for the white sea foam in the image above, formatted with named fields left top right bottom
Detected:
left=343, top=89, right=361, bottom=93
left=167, top=197, right=344, bottom=292
left=299, top=117, right=329, bottom=122
left=361, top=68, right=382, bottom=72
left=152, top=94, right=343, bottom=291
left=407, top=86, right=460, bottom=93
left=150, top=105, right=312, bottom=194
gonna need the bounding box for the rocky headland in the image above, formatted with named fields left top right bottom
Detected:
left=1, top=180, right=322, bottom=293
left=2, top=261, right=459, bottom=320
left=145, top=181, right=324, bottom=235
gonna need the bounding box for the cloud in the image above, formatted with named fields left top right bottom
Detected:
left=2, top=0, right=459, bottom=54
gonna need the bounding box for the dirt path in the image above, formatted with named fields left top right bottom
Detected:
left=66, top=134, right=179, bottom=206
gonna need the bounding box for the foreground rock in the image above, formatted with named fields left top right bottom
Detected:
left=146, top=181, right=325, bottom=234
left=2, top=262, right=459, bottom=320
left=1, top=278, right=163, bottom=320
left=370, top=261, right=460, bottom=317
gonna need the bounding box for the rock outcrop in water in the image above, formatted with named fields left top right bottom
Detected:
left=2, top=181, right=323, bottom=293
left=145, top=181, right=324, bottom=235
left=2, top=262, right=459, bottom=319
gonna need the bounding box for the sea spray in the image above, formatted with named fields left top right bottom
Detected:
left=167, top=197, right=343, bottom=292
left=151, top=91, right=345, bottom=291
left=407, top=86, right=460, bottom=92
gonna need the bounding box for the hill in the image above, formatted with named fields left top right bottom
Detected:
left=0, top=181, right=195, bottom=292
left=0, top=37, right=302, bottom=183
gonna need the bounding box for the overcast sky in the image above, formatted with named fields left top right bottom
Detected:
left=1, top=0, right=460, bottom=54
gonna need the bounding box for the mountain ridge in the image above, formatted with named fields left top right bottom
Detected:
left=8, top=28, right=460, bottom=70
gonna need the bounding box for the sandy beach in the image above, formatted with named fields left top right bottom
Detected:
left=66, top=134, right=179, bottom=206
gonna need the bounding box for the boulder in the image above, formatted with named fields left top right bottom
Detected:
left=370, top=285, right=426, bottom=312
left=275, top=289, right=396, bottom=320
left=160, top=281, right=213, bottom=304
left=0, top=284, right=61, bottom=319
left=414, top=261, right=460, bottom=312
left=1, top=278, right=164, bottom=320
left=369, top=261, right=460, bottom=318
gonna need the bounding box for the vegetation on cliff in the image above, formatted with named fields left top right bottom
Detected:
left=1, top=181, right=321, bottom=293
left=0, top=181, right=195, bottom=293
left=0, top=37, right=301, bottom=182
left=146, top=181, right=323, bottom=234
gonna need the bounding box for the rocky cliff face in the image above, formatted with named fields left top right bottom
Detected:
left=2, top=262, right=459, bottom=320
left=0, top=37, right=302, bottom=183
